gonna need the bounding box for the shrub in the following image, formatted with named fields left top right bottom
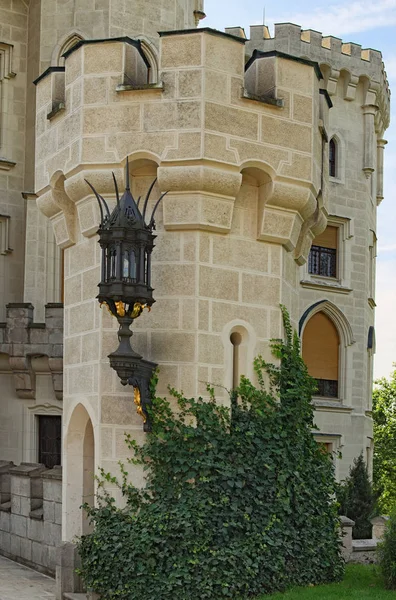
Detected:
left=337, top=453, right=377, bottom=539
left=77, top=307, right=344, bottom=599
left=373, top=369, right=396, bottom=513
left=378, top=511, right=396, bottom=589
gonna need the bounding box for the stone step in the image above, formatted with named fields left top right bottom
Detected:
left=63, top=594, right=88, bottom=600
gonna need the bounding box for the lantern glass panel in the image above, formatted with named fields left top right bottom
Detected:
left=109, top=246, right=117, bottom=280
left=122, top=250, right=129, bottom=279
left=145, top=250, right=151, bottom=285
left=129, top=249, right=137, bottom=281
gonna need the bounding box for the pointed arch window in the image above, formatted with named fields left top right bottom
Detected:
left=329, top=137, right=337, bottom=178
left=302, top=312, right=340, bottom=398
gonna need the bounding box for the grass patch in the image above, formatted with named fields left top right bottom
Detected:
left=258, top=564, right=392, bottom=599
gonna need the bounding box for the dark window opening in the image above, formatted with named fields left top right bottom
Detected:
left=38, top=416, right=61, bottom=469
left=329, top=138, right=337, bottom=177
left=308, top=245, right=337, bottom=277
left=315, top=378, right=338, bottom=398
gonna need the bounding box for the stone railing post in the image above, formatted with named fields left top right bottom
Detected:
left=0, top=461, right=14, bottom=556
left=9, top=463, right=46, bottom=564
left=371, top=516, right=389, bottom=541
left=340, top=515, right=355, bottom=561
left=0, top=461, right=13, bottom=508
left=56, top=542, right=84, bottom=600
left=42, top=466, right=62, bottom=573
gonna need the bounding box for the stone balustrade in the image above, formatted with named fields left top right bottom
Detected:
left=0, top=462, right=62, bottom=576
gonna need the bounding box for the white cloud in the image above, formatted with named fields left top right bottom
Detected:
left=378, top=244, right=396, bottom=252
left=270, top=0, right=396, bottom=36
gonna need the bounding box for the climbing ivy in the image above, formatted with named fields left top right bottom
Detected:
left=77, top=307, right=344, bottom=599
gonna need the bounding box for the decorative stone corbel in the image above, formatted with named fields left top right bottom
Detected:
left=294, top=194, right=328, bottom=265
left=48, top=357, right=63, bottom=401
left=9, top=356, right=36, bottom=400
left=37, top=171, right=77, bottom=248
left=158, top=163, right=242, bottom=233
left=343, top=73, right=359, bottom=102
left=257, top=177, right=317, bottom=255
left=326, top=68, right=340, bottom=96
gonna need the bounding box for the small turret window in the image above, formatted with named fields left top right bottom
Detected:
left=329, top=138, right=337, bottom=178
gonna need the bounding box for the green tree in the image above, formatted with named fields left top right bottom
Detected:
left=378, top=510, right=396, bottom=589
left=337, top=453, right=376, bottom=539
left=373, top=368, right=396, bottom=513
left=77, top=307, right=343, bottom=600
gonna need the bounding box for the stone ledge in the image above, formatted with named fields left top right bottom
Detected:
left=116, top=83, right=163, bottom=92
left=0, top=502, right=11, bottom=513
left=9, top=463, right=46, bottom=477
left=47, top=102, right=65, bottom=121
left=42, top=467, right=62, bottom=481
left=242, top=89, right=284, bottom=107
left=300, top=279, right=352, bottom=294
left=29, top=508, right=43, bottom=521
left=0, top=158, right=16, bottom=171
left=353, top=539, right=377, bottom=552
left=313, top=400, right=353, bottom=413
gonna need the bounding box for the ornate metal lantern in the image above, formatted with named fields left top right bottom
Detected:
left=86, top=162, right=166, bottom=431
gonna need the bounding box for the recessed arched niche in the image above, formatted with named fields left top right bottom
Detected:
left=64, top=403, right=95, bottom=540
left=236, top=166, right=273, bottom=239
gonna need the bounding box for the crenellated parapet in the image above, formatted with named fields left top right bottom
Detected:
left=34, top=28, right=327, bottom=263
left=0, top=303, right=63, bottom=401
left=246, top=22, right=390, bottom=133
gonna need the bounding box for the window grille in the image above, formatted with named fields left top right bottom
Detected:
left=308, top=245, right=337, bottom=277
left=315, top=378, right=338, bottom=398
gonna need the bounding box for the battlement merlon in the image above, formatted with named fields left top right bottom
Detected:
left=244, top=22, right=390, bottom=130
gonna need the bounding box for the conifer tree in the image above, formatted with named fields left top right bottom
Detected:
left=337, top=453, right=377, bottom=539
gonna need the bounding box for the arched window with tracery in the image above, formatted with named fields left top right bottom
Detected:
left=302, top=312, right=340, bottom=398
left=329, top=137, right=337, bottom=178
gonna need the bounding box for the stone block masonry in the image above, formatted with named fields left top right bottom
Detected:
left=0, top=462, right=62, bottom=576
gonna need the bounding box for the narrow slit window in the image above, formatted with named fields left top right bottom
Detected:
left=329, top=138, right=337, bottom=178
left=230, top=331, right=242, bottom=389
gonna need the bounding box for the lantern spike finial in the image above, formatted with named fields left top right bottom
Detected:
left=85, top=179, right=110, bottom=225
left=112, top=172, right=120, bottom=206
left=149, top=192, right=167, bottom=229
left=142, top=177, right=157, bottom=224
left=125, top=158, right=130, bottom=191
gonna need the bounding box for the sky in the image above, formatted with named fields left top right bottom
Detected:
left=201, top=0, right=396, bottom=380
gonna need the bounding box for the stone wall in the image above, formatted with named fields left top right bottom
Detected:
left=0, top=303, right=63, bottom=465
left=0, top=462, right=62, bottom=576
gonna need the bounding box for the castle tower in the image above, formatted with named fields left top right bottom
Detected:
left=0, top=0, right=390, bottom=593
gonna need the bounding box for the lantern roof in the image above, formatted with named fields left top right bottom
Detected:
left=85, top=160, right=166, bottom=233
